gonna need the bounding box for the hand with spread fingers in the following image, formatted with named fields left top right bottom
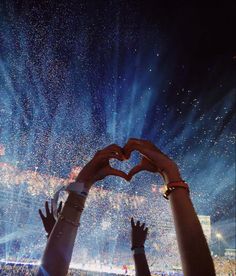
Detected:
left=131, top=217, right=148, bottom=249
left=39, top=201, right=63, bottom=238
left=123, top=138, right=182, bottom=183
left=131, top=218, right=151, bottom=276
left=76, top=144, right=129, bottom=189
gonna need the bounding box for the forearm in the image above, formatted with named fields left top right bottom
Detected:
left=133, top=252, right=151, bottom=276
left=169, top=188, right=215, bottom=276
left=39, top=192, right=86, bottom=276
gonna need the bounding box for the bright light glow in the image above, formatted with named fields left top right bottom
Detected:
left=216, top=232, right=223, bottom=240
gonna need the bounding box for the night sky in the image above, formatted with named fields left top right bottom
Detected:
left=0, top=0, right=235, bottom=254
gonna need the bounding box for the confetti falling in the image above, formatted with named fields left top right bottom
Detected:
left=0, top=1, right=235, bottom=272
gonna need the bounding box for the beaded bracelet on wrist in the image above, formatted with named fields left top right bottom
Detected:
left=65, top=201, right=84, bottom=212
left=133, top=247, right=145, bottom=255
left=131, top=245, right=144, bottom=251
left=132, top=247, right=145, bottom=255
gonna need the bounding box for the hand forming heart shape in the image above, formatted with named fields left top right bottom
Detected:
left=109, top=138, right=181, bottom=183
left=76, top=138, right=181, bottom=190
left=109, top=146, right=158, bottom=182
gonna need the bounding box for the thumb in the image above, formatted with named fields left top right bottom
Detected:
left=106, top=167, right=130, bottom=181
left=131, top=217, right=135, bottom=228
left=127, top=164, right=145, bottom=179
left=57, top=201, right=63, bottom=214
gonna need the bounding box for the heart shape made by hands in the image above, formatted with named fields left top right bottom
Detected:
left=109, top=146, right=157, bottom=181
left=109, top=150, right=141, bottom=177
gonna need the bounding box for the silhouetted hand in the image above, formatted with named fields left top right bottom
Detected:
left=131, top=218, right=148, bottom=249
left=123, top=138, right=182, bottom=183
left=39, top=201, right=63, bottom=238
left=76, top=144, right=129, bottom=189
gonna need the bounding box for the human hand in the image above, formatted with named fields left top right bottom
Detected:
left=39, top=201, right=63, bottom=237
left=76, top=144, right=129, bottom=190
left=123, top=138, right=182, bottom=183
left=131, top=218, right=148, bottom=249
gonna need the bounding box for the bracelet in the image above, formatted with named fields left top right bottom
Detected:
left=131, top=245, right=144, bottom=251
left=65, top=200, right=84, bottom=212
left=133, top=247, right=145, bottom=255
left=59, top=215, right=80, bottom=227
left=67, top=191, right=86, bottom=205
left=163, top=181, right=189, bottom=200
left=66, top=181, right=89, bottom=198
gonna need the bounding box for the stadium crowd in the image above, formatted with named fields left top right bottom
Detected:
left=0, top=256, right=236, bottom=275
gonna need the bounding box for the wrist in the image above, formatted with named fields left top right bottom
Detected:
left=76, top=174, right=95, bottom=189
left=60, top=193, right=86, bottom=222
left=67, top=192, right=86, bottom=205
left=131, top=244, right=144, bottom=250
left=132, top=246, right=145, bottom=255
left=169, top=186, right=189, bottom=198
left=163, top=181, right=190, bottom=200
left=66, top=179, right=91, bottom=196
left=162, top=167, right=182, bottom=183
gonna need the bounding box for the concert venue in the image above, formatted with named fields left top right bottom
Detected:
left=0, top=1, right=235, bottom=275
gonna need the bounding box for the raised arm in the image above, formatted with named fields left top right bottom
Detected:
left=131, top=218, right=151, bottom=276
left=124, top=138, right=215, bottom=276
left=38, top=144, right=128, bottom=276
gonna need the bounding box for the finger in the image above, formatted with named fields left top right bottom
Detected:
left=142, top=157, right=158, bottom=172
left=144, top=227, right=149, bottom=234
left=123, top=139, right=148, bottom=159
left=102, top=144, right=123, bottom=152
left=57, top=201, right=63, bottom=214
left=50, top=199, right=53, bottom=214
left=39, top=209, right=45, bottom=221
left=131, top=217, right=135, bottom=228
left=105, top=167, right=130, bottom=181
left=45, top=201, right=50, bottom=216
left=99, top=152, right=124, bottom=162
left=100, top=150, right=124, bottom=161
left=101, top=144, right=125, bottom=160
left=127, top=138, right=149, bottom=143
left=127, top=164, right=145, bottom=179
left=124, top=138, right=162, bottom=160
left=141, top=223, right=145, bottom=229
left=136, top=220, right=140, bottom=227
